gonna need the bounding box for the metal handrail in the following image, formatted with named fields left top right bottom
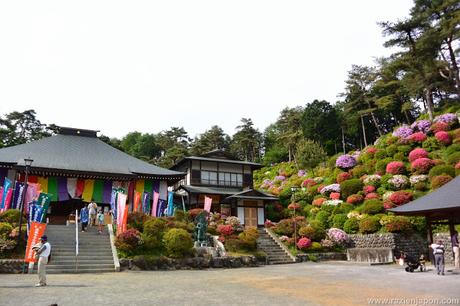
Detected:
left=75, top=209, right=79, bottom=272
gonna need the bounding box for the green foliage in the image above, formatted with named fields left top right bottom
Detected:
left=362, top=199, right=384, bottom=215
left=375, top=158, right=393, bottom=174
left=163, top=228, right=193, bottom=258
left=446, top=152, right=460, bottom=165
left=431, top=175, right=453, bottom=189
left=422, top=137, right=441, bottom=152
left=296, top=139, right=327, bottom=170
left=127, top=212, right=151, bottom=232
left=340, top=179, right=364, bottom=199
left=0, top=209, right=24, bottom=226
left=359, top=216, right=381, bottom=234
left=278, top=188, right=293, bottom=207
left=238, top=227, right=260, bottom=251
left=428, top=165, right=455, bottom=178
left=315, top=211, right=331, bottom=229
left=343, top=218, right=359, bottom=234
left=174, top=210, right=188, bottom=222
left=274, top=219, right=294, bottom=236
left=0, top=222, right=13, bottom=239
left=332, top=214, right=347, bottom=229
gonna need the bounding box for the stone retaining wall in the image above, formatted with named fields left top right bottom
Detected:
left=0, top=259, right=26, bottom=274
left=296, top=252, right=347, bottom=262
left=120, top=255, right=262, bottom=271
left=348, top=232, right=454, bottom=263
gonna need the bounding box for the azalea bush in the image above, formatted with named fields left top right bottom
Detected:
left=435, top=131, right=451, bottom=145
left=431, top=121, right=449, bottom=133
left=393, top=125, right=413, bottom=138
left=346, top=194, right=364, bottom=205
left=386, top=161, right=406, bottom=174
left=362, top=174, right=381, bottom=186
left=411, top=158, right=434, bottom=174
left=327, top=228, right=349, bottom=246
left=297, top=237, right=312, bottom=250
left=387, top=175, right=409, bottom=190
left=411, top=120, right=431, bottom=133
left=217, top=224, right=234, bottom=236
left=336, top=172, right=352, bottom=183
left=431, top=175, right=453, bottom=189
left=408, top=148, right=428, bottom=162
left=388, top=191, right=413, bottom=206
left=336, top=154, right=357, bottom=169
left=115, top=229, right=143, bottom=256
left=340, top=179, right=364, bottom=198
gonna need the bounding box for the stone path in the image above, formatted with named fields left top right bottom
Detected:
left=0, top=262, right=459, bottom=305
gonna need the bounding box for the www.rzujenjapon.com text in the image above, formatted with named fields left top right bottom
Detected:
left=367, top=297, right=459, bottom=305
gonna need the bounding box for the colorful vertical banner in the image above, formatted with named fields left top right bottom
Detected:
left=0, top=178, right=12, bottom=211
left=24, top=183, right=40, bottom=209
left=24, top=222, right=47, bottom=263
left=12, top=182, right=25, bottom=210
left=28, top=176, right=38, bottom=184
left=204, top=196, right=212, bottom=213
left=0, top=168, right=7, bottom=187
left=66, top=178, right=77, bottom=198
left=116, top=193, right=127, bottom=235
left=82, top=179, right=95, bottom=202
left=37, top=193, right=51, bottom=223
left=135, top=180, right=144, bottom=196
left=159, top=181, right=168, bottom=201
left=57, top=177, right=70, bottom=201
left=167, top=192, right=174, bottom=216
left=92, top=180, right=104, bottom=203
left=47, top=177, right=58, bottom=202
left=37, top=176, right=48, bottom=193
left=142, top=192, right=150, bottom=214
left=144, top=180, right=153, bottom=196
left=133, top=191, right=141, bottom=213
left=157, top=199, right=166, bottom=217
left=75, top=179, right=85, bottom=198
left=102, top=181, right=112, bottom=204
left=0, top=187, right=3, bottom=208
left=151, top=191, right=159, bottom=217
left=110, top=188, right=117, bottom=223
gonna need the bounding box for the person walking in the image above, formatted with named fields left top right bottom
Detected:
left=32, top=235, right=51, bottom=287
left=452, top=230, right=459, bottom=270
left=431, top=239, right=445, bottom=275
left=88, top=200, right=98, bottom=226
left=97, top=209, right=104, bottom=234
left=80, top=205, right=89, bottom=232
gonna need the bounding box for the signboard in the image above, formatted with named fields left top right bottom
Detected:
left=24, top=222, right=47, bottom=263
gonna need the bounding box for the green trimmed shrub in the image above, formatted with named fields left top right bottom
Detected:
left=144, top=218, right=168, bottom=236
left=397, top=145, right=412, bottom=154
left=431, top=175, right=453, bottom=189
left=299, top=220, right=325, bottom=241
left=446, top=152, right=460, bottom=165
left=238, top=227, right=259, bottom=250
left=375, top=150, right=388, bottom=159
left=428, top=165, right=455, bottom=178
left=315, top=211, right=331, bottom=229
left=0, top=222, right=13, bottom=239
left=351, top=165, right=367, bottom=178
left=163, top=228, right=193, bottom=258
left=444, top=144, right=460, bottom=156
left=362, top=199, right=384, bottom=215
left=174, top=210, right=187, bottom=222
left=386, top=145, right=398, bottom=157
left=343, top=217, right=359, bottom=234
left=274, top=219, right=294, bottom=236
left=340, top=179, right=364, bottom=199
left=358, top=216, right=381, bottom=234
left=308, top=241, right=323, bottom=252
left=384, top=216, right=412, bottom=233
left=375, top=158, right=393, bottom=174
left=278, top=188, right=293, bottom=206
left=128, top=212, right=151, bottom=232
left=332, top=214, right=347, bottom=229
left=0, top=209, right=24, bottom=226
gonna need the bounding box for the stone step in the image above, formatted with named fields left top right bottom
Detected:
left=53, top=255, right=113, bottom=260
left=47, top=263, right=115, bottom=269
left=50, top=259, right=114, bottom=265
left=269, top=261, right=295, bottom=265
left=42, top=268, right=115, bottom=274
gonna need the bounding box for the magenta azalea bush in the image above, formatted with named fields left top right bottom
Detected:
left=411, top=158, right=435, bottom=174
left=435, top=131, right=451, bottom=145
left=336, top=154, right=357, bottom=169
left=408, top=132, right=427, bottom=142
left=327, top=228, right=349, bottom=246
left=297, top=170, right=306, bottom=177
left=386, top=161, right=406, bottom=174
left=408, top=148, right=428, bottom=162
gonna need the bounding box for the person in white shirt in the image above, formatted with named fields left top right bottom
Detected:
left=32, top=235, right=51, bottom=286
left=88, top=200, right=98, bottom=226
left=430, top=240, right=445, bottom=275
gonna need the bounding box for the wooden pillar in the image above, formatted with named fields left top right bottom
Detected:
left=427, top=216, right=434, bottom=263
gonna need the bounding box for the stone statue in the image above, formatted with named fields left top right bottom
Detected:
left=194, top=211, right=208, bottom=246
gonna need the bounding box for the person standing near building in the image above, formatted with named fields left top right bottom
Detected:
left=88, top=200, right=98, bottom=226
left=32, top=235, right=51, bottom=287
left=431, top=239, right=445, bottom=275
left=452, top=231, right=459, bottom=270
left=97, top=209, right=104, bottom=234
left=80, top=205, right=89, bottom=232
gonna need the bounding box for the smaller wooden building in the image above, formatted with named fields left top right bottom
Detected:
left=171, top=150, right=278, bottom=227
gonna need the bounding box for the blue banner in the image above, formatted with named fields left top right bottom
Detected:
left=167, top=192, right=174, bottom=216
left=142, top=192, right=150, bottom=214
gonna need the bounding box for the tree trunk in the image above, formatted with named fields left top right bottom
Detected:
left=369, top=110, right=383, bottom=137
left=446, top=38, right=460, bottom=97
left=424, top=88, right=434, bottom=121
left=360, top=115, right=368, bottom=147
left=341, top=127, right=346, bottom=154
left=288, top=146, right=292, bottom=163
left=403, top=110, right=410, bottom=125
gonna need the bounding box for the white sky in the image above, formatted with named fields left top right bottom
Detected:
left=0, top=0, right=413, bottom=139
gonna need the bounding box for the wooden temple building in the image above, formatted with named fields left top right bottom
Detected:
left=171, top=150, right=278, bottom=227
left=0, top=127, right=185, bottom=224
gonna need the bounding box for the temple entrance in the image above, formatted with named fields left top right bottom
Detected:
left=244, top=207, right=257, bottom=228
left=48, top=199, right=85, bottom=225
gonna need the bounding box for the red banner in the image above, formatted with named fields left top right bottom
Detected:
left=25, top=222, right=47, bottom=263
left=133, top=191, right=141, bottom=213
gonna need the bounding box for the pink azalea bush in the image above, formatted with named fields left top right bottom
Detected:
left=408, top=132, right=427, bottom=142
left=389, top=191, right=413, bottom=206
left=336, top=172, right=352, bottom=183
left=330, top=192, right=340, bottom=200
left=363, top=185, right=375, bottom=194
left=365, top=192, right=379, bottom=200
left=312, top=198, right=326, bottom=207
left=411, top=158, right=435, bottom=174
left=386, top=161, right=406, bottom=174
left=297, top=237, right=312, bottom=250
left=346, top=194, right=364, bottom=205
left=408, top=148, right=428, bottom=162
left=431, top=121, right=449, bottom=133
left=301, top=179, right=316, bottom=187
left=327, top=228, right=349, bottom=246
left=435, top=131, right=451, bottom=145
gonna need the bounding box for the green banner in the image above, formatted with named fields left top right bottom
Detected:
left=92, top=180, right=104, bottom=203
left=37, top=192, right=51, bottom=223
left=47, top=177, right=58, bottom=202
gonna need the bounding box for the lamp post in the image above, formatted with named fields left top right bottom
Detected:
left=17, top=158, right=33, bottom=247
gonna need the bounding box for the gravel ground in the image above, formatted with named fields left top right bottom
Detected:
left=0, top=262, right=459, bottom=306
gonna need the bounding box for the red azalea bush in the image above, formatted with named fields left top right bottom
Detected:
left=302, top=179, right=316, bottom=187
left=115, top=228, right=142, bottom=254
left=312, top=198, right=326, bottom=207
left=366, top=147, right=377, bottom=155
left=383, top=200, right=394, bottom=210
left=386, top=161, right=406, bottom=174
left=389, top=191, right=413, bottom=206
left=330, top=192, right=340, bottom=200
left=363, top=185, right=375, bottom=194
left=456, top=161, right=460, bottom=170
left=336, top=172, right=352, bottom=183
left=408, top=132, right=427, bottom=142
left=188, top=208, right=205, bottom=219
left=346, top=194, right=364, bottom=205
left=411, top=158, right=435, bottom=174
left=317, top=184, right=325, bottom=193
left=408, top=148, right=428, bottom=162
left=365, top=192, right=379, bottom=200
left=297, top=237, right=312, bottom=250
left=217, top=224, right=234, bottom=236
left=435, top=131, right=451, bottom=145
left=431, top=121, right=449, bottom=133
left=264, top=220, right=275, bottom=228
left=288, top=203, right=301, bottom=210
left=385, top=216, right=412, bottom=233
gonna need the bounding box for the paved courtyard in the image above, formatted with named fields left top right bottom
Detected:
left=1, top=262, right=459, bottom=306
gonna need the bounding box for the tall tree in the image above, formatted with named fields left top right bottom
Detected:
left=190, top=125, right=230, bottom=155
left=276, top=107, right=304, bottom=163
left=230, top=118, right=262, bottom=162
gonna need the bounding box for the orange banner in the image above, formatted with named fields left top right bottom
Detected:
left=133, top=191, right=141, bottom=213
left=25, top=222, right=47, bottom=263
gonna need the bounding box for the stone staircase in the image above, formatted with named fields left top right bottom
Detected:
left=38, top=224, right=115, bottom=273
left=257, top=229, right=296, bottom=265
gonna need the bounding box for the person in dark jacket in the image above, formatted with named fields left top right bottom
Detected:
left=79, top=205, right=89, bottom=232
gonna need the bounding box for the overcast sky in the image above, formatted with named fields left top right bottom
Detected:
left=0, top=0, right=413, bottom=139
